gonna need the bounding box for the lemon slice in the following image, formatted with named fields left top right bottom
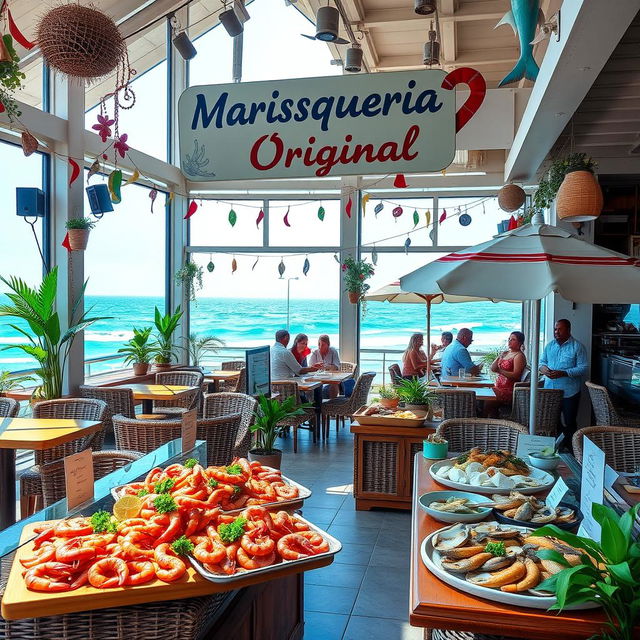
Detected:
left=113, top=495, right=143, bottom=521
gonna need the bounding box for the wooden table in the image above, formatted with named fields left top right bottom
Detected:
left=0, top=418, right=102, bottom=529
left=204, top=370, right=240, bottom=393
left=440, top=375, right=495, bottom=388
left=410, top=454, right=617, bottom=639
left=110, top=384, right=199, bottom=413
left=301, top=371, right=353, bottom=386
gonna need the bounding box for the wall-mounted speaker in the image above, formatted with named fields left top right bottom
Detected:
left=16, top=188, right=45, bottom=218
left=86, top=184, right=114, bottom=216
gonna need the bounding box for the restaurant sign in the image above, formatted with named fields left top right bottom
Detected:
left=178, top=68, right=485, bottom=182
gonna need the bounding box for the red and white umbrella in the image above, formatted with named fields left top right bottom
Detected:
left=400, top=216, right=640, bottom=432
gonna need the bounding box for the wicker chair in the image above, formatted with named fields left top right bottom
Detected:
left=0, top=397, right=19, bottom=417
left=573, top=426, right=640, bottom=472
left=510, top=387, right=563, bottom=436
left=586, top=381, right=640, bottom=428
left=230, top=367, right=247, bottom=394
left=320, top=371, right=376, bottom=439
left=202, top=392, right=257, bottom=458
left=153, top=370, right=203, bottom=414
left=270, top=381, right=317, bottom=453
left=220, top=360, right=246, bottom=392
left=39, top=450, right=143, bottom=506
left=113, top=413, right=243, bottom=466
left=436, top=418, right=528, bottom=451
left=340, top=361, right=357, bottom=375
left=388, top=363, right=403, bottom=385
left=79, top=385, right=136, bottom=440
left=433, top=389, right=477, bottom=419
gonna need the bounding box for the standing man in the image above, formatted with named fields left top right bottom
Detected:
left=271, top=329, right=320, bottom=380
left=539, top=319, right=588, bottom=446
left=440, top=328, right=482, bottom=377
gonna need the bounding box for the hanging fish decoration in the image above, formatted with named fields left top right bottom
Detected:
left=439, top=208, right=447, bottom=224
left=256, top=209, right=264, bottom=228
left=87, top=158, right=101, bottom=182
left=317, top=205, right=325, bottom=221
left=413, top=209, right=419, bottom=228
left=303, top=256, right=310, bottom=276
left=125, top=169, right=140, bottom=186
left=362, top=193, right=370, bottom=216
left=283, top=206, right=291, bottom=227
left=371, top=246, right=378, bottom=266
left=252, top=256, right=260, bottom=271
left=108, top=169, right=122, bottom=204
left=459, top=213, right=472, bottom=226
left=184, top=200, right=198, bottom=219
left=149, top=188, right=158, bottom=213
left=231, top=257, right=237, bottom=274
left=374, top=202, right=384, bottom=216
left=345, top=196, right=352, bottom=218
left=392, top=206, right=403, bottom=219
left=404, top=236, right=411, bottom=254
left=278, top=258, right=286, bottom=277
left=228, top=208, right=237, bottom=227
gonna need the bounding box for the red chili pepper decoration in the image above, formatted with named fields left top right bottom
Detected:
left=7, top=8, right=35, bottom=50
left=345, top=196, right=352, bottom=219
left=184, top=200, right=198, bottom=219
left=394, top=173, right=408, bottom=189
left=283, top=206, right=291, bottom=227
left=67, top=158, right=80, bottom=186
left=439, top=209, right=447, bottom=224
left=62, top=233, right=72, bottom=253
left=256, top=209, right=264, bottom=228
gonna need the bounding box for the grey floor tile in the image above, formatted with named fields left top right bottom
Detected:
left=305, top=493, right=348, bottom=509
left=299, top=506, right=338, bottom=527
left=342, top=615, right=423, bottom=640
left=369, top=541, right=412, bottom=568
left=303, top=612, right=349, bottom=640
left=327, top=524, right=380, bottom=545
left=333, top=542, right=375, bottom=566
left=304, top=584, right=359, bottom=615
left=331, top=508, right=386, bottom=529
left=352, top=565, right=411, bottom=620
left=382, top=510, right=413, bottom=526
left=305, top=562, right=367, bottom=589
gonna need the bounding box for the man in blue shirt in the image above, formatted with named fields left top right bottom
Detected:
left=440, top=328, right=482, bottom=377
left=539, top=319, right=588, bottom=446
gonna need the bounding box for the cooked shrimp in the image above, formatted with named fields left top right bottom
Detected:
left=236, top=548, right=276, bottom=570
left=295, top=530, right=329, bottom=553
left=276, top=533, right=318, bottom=560
left=55, top=538, right=97, bottom=563
left=272, top=482, right=299, bottom=500
left=88, top=557, right=129, bottom=588
left=153, top=512, right=182, bottom=547
left=122, top=531, right=155, bottom=559
left=209, top=458, right=251, bottom=485
left=125, top=560, right=156, bottom=585
left=154, top=543, right=186, bottom=582
left=32, top=525, right=56, bottom=549
left=240, top=528, right=275, bottom=557
left=54, top=518, right=93, bottom=538
left=240, top=506, right=274, bottom=531
left=20, top=543, right=56, bottom=568
left=24, top=562, right=73, bottom=592
left=193, top=537, right=226, bottom=565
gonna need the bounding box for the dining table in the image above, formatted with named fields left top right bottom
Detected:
left=439, top=375, right=495, bottom=388
left=0, top=417, right=103, bottom=530
left=109, top=384, right=200, bottom=414
left=203, top=370, right=241, bottom=393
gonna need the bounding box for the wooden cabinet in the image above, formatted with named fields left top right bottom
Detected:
left=350, top=421, right=434, bottom=511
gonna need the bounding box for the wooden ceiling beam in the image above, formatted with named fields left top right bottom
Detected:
left=375, top=47, right=518, bottom=71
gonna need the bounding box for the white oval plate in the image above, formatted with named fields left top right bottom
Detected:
left=429, top=458, right=554, bottom=495
left=421, top=522, right=599, bottom=611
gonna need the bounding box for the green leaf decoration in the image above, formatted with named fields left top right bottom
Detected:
left=413, top=209, right=419, bottom=228
left=108, top=169, right=122, bottom=204
left=318, top=205, right=325, bottom=221
left=228, top=209, right=237, bottom=227
left=207, top=261, right=215, bottom=273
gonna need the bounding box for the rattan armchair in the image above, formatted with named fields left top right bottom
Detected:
left=320, top=371, right=376, bottom=439
left=0, top=397, right=19, bottom=417
left=340, top=361, right=357, bottom=374
left=220, top=360, right=246, bottom=392
left=153, top=370, right=203, bottom=415
left=113, top=413, right=243, bottom=466
left=388, top=363, right=403, bottom=385
left=586, top=381, right=640, bottom=428
left=510, top=387, right=563, bottom=436
left=573, top=426, right=640, bottom=472
left=270, top=381, right=316, bottom=453
left=202, top=392, right=257, bottom=458
left=79, top=385, right=135, bottom=441
left=433, top=389, right=477, bottom=419
left=436, top=418, right=527, bottom=451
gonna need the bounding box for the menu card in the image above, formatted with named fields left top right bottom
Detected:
left=516, top=434, right=555, bottom=459
left=64, top=449, right=94, bottom=509
left=181, top=409, right=197, bottom=454
left=578, top=436, right=606, bottom=543
left=545, top=477, right=570, bottom=510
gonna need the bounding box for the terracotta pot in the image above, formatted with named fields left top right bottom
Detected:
left=556, top=170, right=603, bottom=222
left=133, top=363, right=150, bottom=376
left=248, top=449, right=282, bottom=470
left=379, top=397, right=399, bottom=409
left=347, top=291, right=360, bottom=304
left=67, top=228, right=90, bottom=250
left=155, top=362, right=172, bottom=372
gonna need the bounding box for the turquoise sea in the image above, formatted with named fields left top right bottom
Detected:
left=0, top=296, right=522, bottom=374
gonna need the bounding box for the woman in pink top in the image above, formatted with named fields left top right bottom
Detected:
left=402, top=333, right=429, bottom=378
left=490, top=331, right=526, bottom=405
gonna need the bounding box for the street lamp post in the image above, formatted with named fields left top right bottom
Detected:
left=283, top=277, right=299, bottom=330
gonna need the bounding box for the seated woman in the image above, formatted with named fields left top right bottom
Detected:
left=490, top=331, right=526, bottom=405
left=290, top=333, right=311, bottom=368
left=402, top=333, right=430, bottom=378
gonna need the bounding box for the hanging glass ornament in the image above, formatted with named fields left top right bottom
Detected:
left=374, top=202, right=384, bottom=216
left=362, top=193, right=370, bottom=216
left=392, top=206, right=403, bottom=219
left=459, top=213, right=472, bottom=226
left=185, top=200, right=198, bottom=220
left=149, top=188, right=158, bottom=213
left=429, top=227, right=436, bottom=244
left=256, top=209, right=264, bottom=227
left=317, top=204, right=325, bottom=221
left=345, top=196, right=352, bottom=218
left=371, top=245, right=378, bottom=266
left=231, top=257, right=237, bottom=274
left=425, top=209, right=431, bottom=227
left=283, top=206, right=291, bottom=227
left=439, top=209, right=447, bottom=224
left=206, top=253, right=215, bottom=273
left=278, top=258, right=286, bottom=277
left=413, top=209, right=419, bottom=228
left=228, top=208, right=237, bottom=227
left=404, top=236, right=411, bottom=254
left=303, top=256, right=310, bottom=276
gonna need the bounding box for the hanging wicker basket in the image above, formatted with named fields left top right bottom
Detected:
left=67, top=229, right=90, bottom=251
left=556, top=170, right=603, bottom=222
left=497, top=184, right=526, bottom=212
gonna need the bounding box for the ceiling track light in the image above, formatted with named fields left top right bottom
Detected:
left=220, top=1, right=250, bottom=38
left=170, top=15, right=197, bottom=60
left=414, top=0, right=437, bottom=16
left=345, top=43, right=362, bottom=72
left=423, top=13, right=441, bottom=67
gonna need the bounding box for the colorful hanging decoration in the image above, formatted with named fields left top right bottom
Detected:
left=429, top=227, right=436, bottom=244
left=252, top=256, right=259, bottom=271
left=62, top=232, right=72, bottom=253
left=114, top=134, right=130, bottom=159
left=439, top=209, right=447, bottom=224
left=459, top=213, right=472, bottom=226
left=412, top=209, right=419, bottom=228
left=394, top=173, right=408, bottom=189
left=149, top=188, right=158, bottom=213
left=3, top=2, right=35, bottom=49
left=345, top=196, right=352, bottom=219
left=87, top=158, right=101, bottom=182
left=108, top=169, right=122, bottom=203
left=256, top=209, right=264, bottom=228
left=303, top=256, right=310, bottom=276
left=68, top=158, right=80, bottom=186
left=20, top=131, right=38, bottom=156
left=404, top=236, right=411, bottom=254
left=168, top=192, right=175, bottom=202
left=333, top=253, right=340, bottom=263
left=362, top=193, right=370, bottom=216
left=278, top=258, right=286, bottom=277
left=283, top=206, right=291, bottom=227
left=206, top=254, right=215, bottom=272
left=228, top=208, right=237, bottom=227
left=92, top=113, right=114, bottom=143
left=231, top=257, right=237, bottom=274
left=392, top=206, right=403, bottom=219
left=425, top=210, right=431, bottom=227
left=317, top=205, right=325, bottom=221
left=125, top=169, right=140, bottom=185
left=371, top=246, right=378, bottom=266
left=184, top=199, right=198, bottom=219
left=374, top=202, right=384, bottom=216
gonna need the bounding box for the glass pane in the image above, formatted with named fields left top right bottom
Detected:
left=269, top=200, right=339, bottom=247
left=188, top=17, right=233, bottom=86
left=190, top=199, right=263, bottom=247
left=361, top=197, right=434, bottom=248
left=436, top=196, right=502, bottom=246
left=83, top=180, right=166, bottom=375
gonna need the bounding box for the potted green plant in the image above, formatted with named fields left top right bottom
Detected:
left=65, top=217, right=96, bottom=251
left=396, top=378, right=436, bottom=416
left=0, top=370, right=35, bottom=397
left=153, top=306, right=183, bottom=370
left=532, top=503, right=640, bottom=640
left=249, top=394, right=310, bottom=469
left=377, top=385, right=400, bottom=409
left=118, top=327, right=156, bottom=376
left=0, top=268, right=107, bottom=400
left=182, top=333, right=225, bottom=367
left=175, top=261, right=204, bottom=302
left=0, top=34, right=26, bottom=122
left=342, top=256, right=375, bottom=305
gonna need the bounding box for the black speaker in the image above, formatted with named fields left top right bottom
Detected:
left=16, top=187, right=45, bottom=218
left=86, top=184, right=114, bottom=215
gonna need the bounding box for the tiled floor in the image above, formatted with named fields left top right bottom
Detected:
left=278, top=423, right=423, bottom=640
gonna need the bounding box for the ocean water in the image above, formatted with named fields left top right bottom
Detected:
left=0, top=296, right=522, bottom=373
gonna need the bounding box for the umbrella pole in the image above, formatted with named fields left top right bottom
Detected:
left=528, top=299, right=541, bottom=434
left=426, top=298, right=431, bottom=379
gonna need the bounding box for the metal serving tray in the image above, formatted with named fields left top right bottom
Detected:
left=189, top=514, right=342, bottom=584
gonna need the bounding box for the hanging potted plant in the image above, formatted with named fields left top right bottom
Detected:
left=555, top=153, right=602, bottom=222
left=153, top=306, right=183, bottom=371
left=342, top=256, right=374, bottom=305
left=175, top=261, right=204, bottom=302
left=117, top=327, right=157, bottom=376
left=0, top=34, right=26, bottom=122
left=65, top=217, right=96, bottom=251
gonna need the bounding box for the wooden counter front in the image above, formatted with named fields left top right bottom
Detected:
left=350, top=420, right=435, bottom=511
left=409, top=453, right=615, bottom=639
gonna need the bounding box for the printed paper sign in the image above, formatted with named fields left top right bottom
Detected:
left=545, top=477, right=570, bottom=510
left=64, top=449, right=94, bottom=509
left=516, top=434, right=555, bottom=459
left=178, top=69, right=485, bottom=182
left=182, top=409, right=197, bottom=454
left=579, top=437, right=606, bottom=543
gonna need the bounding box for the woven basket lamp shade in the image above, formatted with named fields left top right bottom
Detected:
left=36, top=5, right=125, bottom=80
left=556, top=170, right=603, bottom=222
left=498, top=184, right=526, bottom=212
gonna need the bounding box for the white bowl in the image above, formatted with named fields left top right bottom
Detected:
left=418, top=490, right=492, bottom=523
left=528, top=453, right=561, bottom=471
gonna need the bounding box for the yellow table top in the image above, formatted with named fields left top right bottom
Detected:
left=109, top=384, right=198, bottom=400
left=204, top=370, right=241, bottom=380
left=0, top=418, right=103, bottom=450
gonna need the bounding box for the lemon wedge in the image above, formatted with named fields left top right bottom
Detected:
left=113, top=495, right=143, bottom=521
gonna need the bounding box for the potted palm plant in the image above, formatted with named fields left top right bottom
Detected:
left=153, top=306, right=183, bottom=371
left=118, top=327, right=156, bottom=376
left=396, top=378, right=436, bottom=416
left=65, top=217, right=96, bottom=251
left=342, top=256, right=375, bottom=305
left=0, top=370, right=35, bottom=397
left=249, top=395, right=310, bottom=469
left=0, top=268, right=107, bottom=399
left=182, top=333, right=225, bottom=368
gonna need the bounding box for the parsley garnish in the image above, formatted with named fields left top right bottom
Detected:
left=484, top=542, right=506, bottom=557
left=154, top=478, right=176, bottom=494
left=171, top=535, right=195, bottom=556
left=218, top=517, right=247, bottom=543
left=90, top=510, right=117, bottom=534
left=208, top=478, right=219, bottom=488
left=153, top=494, right=178, bottom=514
left=232, top=485, right=242, bottom=495
left=137, top=488, right=149, bottom=498
left=456, top=453, right=469, bottom=464
left=184, top=458, right=198, bottom=469
left=225, top=463, right=243, bottom=475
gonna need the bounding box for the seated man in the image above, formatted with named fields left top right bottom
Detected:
left=310, top=335, right=341, bottom=398
left=440, top=328, right=482, bottom=377
left=430, top=331, right=453, bottom=362
left=270, top=329, right=320, bottom=381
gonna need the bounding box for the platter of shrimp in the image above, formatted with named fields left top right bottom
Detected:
left=112, top=457, right=311, bottom=513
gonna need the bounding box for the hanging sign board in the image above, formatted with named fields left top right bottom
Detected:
left=178, top=68, right=486, bottom=182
